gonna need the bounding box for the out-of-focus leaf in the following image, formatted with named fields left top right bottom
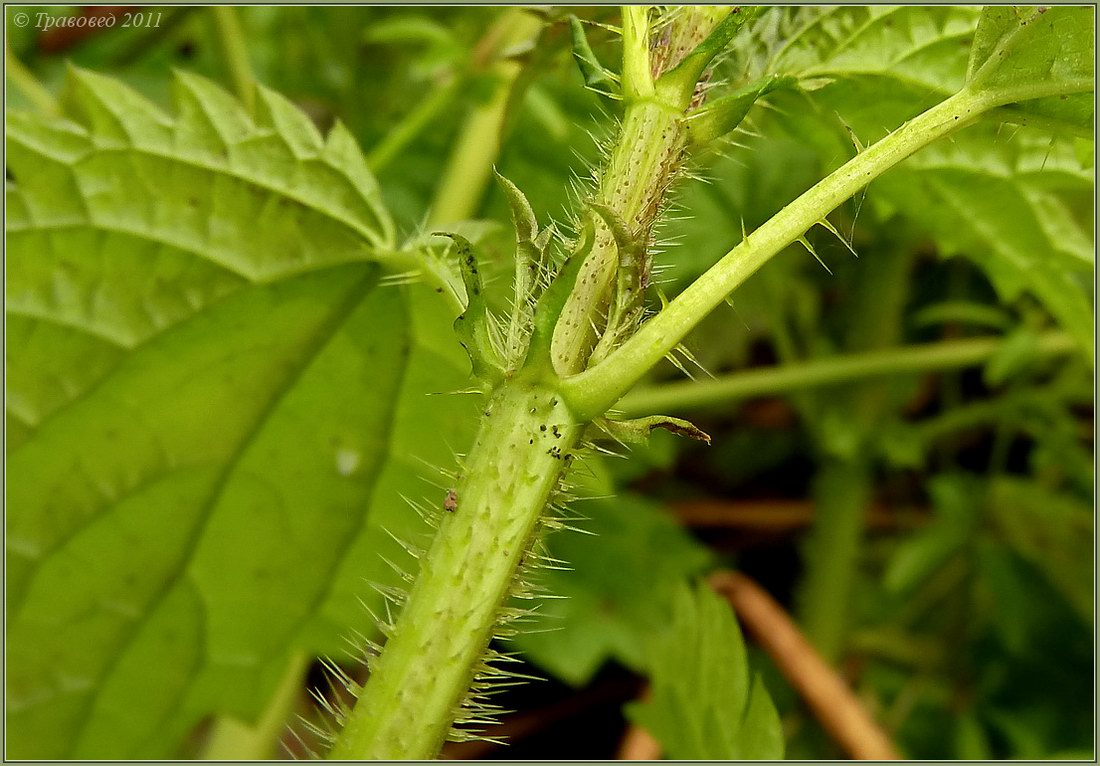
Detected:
left=6, top=69, right=477, bottom=758
left=515, top=493, right=712, bottom=685
left=987, top=477, right=1092, bottom=622
left=872, top=127, right=1094, bottom=362
left=955, top=713, right=994, bottom=760
left=884, top=476, right=978, bottom=594
left=975, top=541, right=1081, bottom=657
left=626, top=584, right=784, bottom=760
left=983, top=328, right=1040, bottom=386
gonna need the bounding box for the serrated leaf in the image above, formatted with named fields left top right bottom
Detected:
left=987, top=477, right=1093, bottom=623
left=626, top=584, right=784, bottom=760
left=760, top=7, right=983, bottom=138
left=6, top=69, right=477, bottom=758
left=755, top=6, right=1093, bottom=139
left=967, top=6, right=1094, bottom=125
left=769, top=6, right=981, bottom=89
left=968, top=5, right=1095, bottom=136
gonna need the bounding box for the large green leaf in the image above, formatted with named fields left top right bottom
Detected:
left=747, top=6, right=1093, bottom=138
left=966, top=6, right=1094, bottom=133
left=626, top=584, right=784, bottom=760
left=717, top=6, right=983, bottom=146
left=6, top=69, right=476, bottom=758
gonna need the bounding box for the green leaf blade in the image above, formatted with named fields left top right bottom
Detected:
left=6, top=69, right=478, bottom=758
left=966, top=6, right=1094, bottom=130
left=627, top=584, right=784, bottom=760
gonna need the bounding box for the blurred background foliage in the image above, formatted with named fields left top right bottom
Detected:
left=7, top=5, right=1094, bottom=760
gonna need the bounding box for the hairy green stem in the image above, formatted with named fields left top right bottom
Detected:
left=209, top=6, right=255, bottom=115
left=330, top=11, right=733, bottom=758
left=550, top=97, right=687, bottom=373
left=617, top=332, right=1075, bottom=416
left=552, top=7, right=732, bottom=375
left=562, top=88, right=995, bottom=419
left=328, top=380, right=580, bottom=759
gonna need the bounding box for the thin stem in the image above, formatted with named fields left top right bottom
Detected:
left=915, top=378, right=1090, bottom=445
left=5, top=43, right=60, bottom=116
left=616, top=332, right=1075, bottom=416
left=210, top=6, right=255, bottom=115
left=367, top=77, right=460, bottom=173
left=428, top=9, right=543, bottom=226
left=562, top=88, right=995, bottom=419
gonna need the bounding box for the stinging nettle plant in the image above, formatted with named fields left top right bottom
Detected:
left=6, top=4, right=1093, bottom=761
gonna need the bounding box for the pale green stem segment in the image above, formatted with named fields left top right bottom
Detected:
left=328, top=380, right=580, bottom=760
left=428, top=9, right=544, bottom=226
left=209, top=6, right=255, bottom=115
left=620, top=7, right=654, bottom=99
left=562, top=88, right=997, bottom=420
left=617, top=332, right=1075, bottom=416
left=5, top=42, right=60, bottom=116
left=202, top=653, right=309, bottom=759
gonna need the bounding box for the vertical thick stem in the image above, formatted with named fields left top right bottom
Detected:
left=551, top=7, right=732, bottom=376
left=797, top=461, right=871, bottom=662
left=329, top=381, right=580, bottom=760
left=332, top=10, right=735, bottom=759
left=551, top=99, right=688, bottom=374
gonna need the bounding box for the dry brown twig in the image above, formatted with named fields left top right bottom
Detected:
left=672, top=499, right=924, bottom=532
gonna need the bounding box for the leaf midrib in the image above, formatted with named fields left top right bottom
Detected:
left=59, top=266, right=385, bottom=757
